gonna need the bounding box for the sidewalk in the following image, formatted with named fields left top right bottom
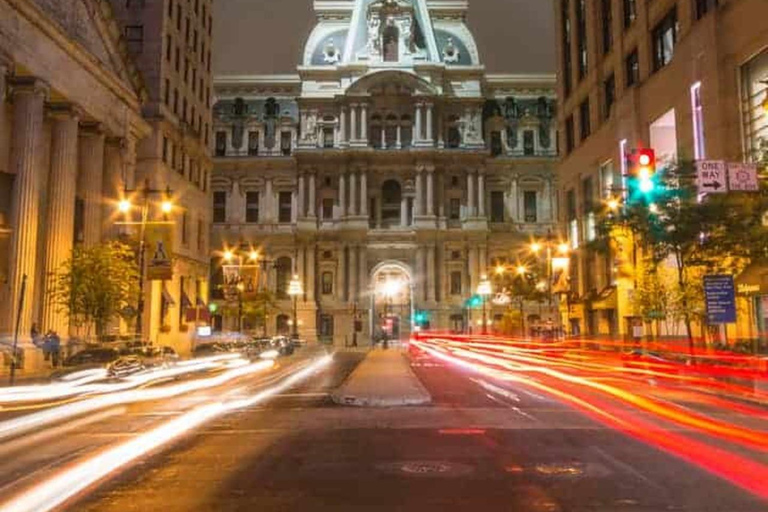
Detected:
left=331, top=347, right=431, bottom=407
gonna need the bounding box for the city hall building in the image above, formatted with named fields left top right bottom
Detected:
left=211, top=0, right=559, bottom=345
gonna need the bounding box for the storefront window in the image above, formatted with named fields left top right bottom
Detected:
left=741, top=49, right=768, bottom=162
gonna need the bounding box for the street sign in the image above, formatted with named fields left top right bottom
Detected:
left=696, top=160, right=727, bottom=194
left=703, top=275, right=737, bottom=324
left=727, top=162, right=759, bottom=192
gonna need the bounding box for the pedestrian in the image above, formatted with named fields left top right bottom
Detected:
left=30, top=323, right=41, bottom=348
left=42, top=331, right=52, bottom=362
left=49, top=331, right=61, bottom=368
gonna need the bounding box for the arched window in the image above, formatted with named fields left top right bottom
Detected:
left=400, top=114, right=412, bottom=148
left=370, top=114, right=383, bottom=149
left=276, top=314, right=289, bottom=335
left=383, top=25, right=399, bottom=62
left=381, top=180, right=402, bottom=226
left=275, top=256, right=292, bottom=298
left=321, top=271, right=334, bottom=295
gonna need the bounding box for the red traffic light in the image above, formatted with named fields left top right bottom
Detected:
left=636, top=148, right=656, bottom=168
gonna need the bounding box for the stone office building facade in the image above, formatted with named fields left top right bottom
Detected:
left=211, top=0, right=559, bottom=345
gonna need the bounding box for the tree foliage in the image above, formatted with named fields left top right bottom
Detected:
left=53, top=241, right=140, bottom=337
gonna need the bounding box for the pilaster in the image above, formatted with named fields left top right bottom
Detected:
left=78, top=123, right=106, bottom=247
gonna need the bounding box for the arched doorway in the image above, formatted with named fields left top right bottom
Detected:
left=370, top=261, right=413, bottom=344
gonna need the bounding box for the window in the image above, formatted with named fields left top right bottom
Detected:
left=652, top=8, right=678, bottom=71
left=450, top=271, right=462, bottom=296
left=603, top=74, right=616, bottom=119
left=280, top=131, right=292, bottom=156
left=175, top=46, right=180, bottom=71
left=213, top=191, right=226, bottom=223
left=168, top=0, right=173, bottom=18
left=322, top=198, right=334, bottom=220
left=166, top=35, right=172, bottom=61
left=275, top=258, right=292, bottom=299
left=162, top=137, right=169, bottom=163
left=599, top=160, right=616, bottom=198
left=561, top=0, right=572, bottom=96
left=567, top=189, right=579, bottom=248
left=523, top=130, right=535, bottom=155
left=124, top=26, right=143, bottom=53
left=248, top=131, right=259, bottom=156
left=740, top=48, right=768, bottom=162
left=164, top=79, right=170, bottom=106
left=565, top=115, right=575, bottom=154
left=601, top=0, right=612, bottom=55
left=582, top=176, right=594, bottom=213
left=576, top=0, right=587, bottom=79
left=176, top=5, right=182, bottom=30
left=321, top=272, right=333, bottom=295
left=215, top=131, right=226, bottom=156
left=74, top=198, right=84, bottom=244
left=181, top=211, right=188, bottom=244
left=323, top=127, right=334, bottom=148
left=319, top=314, right=334, bottom=337
left=579, top=99, right=591, bottom=140
left=245, top=192, right=259, bottom=223
left=625, top=49, right=639, bottom=87
left=490, top=191, right=505, bottom=223
left=278, top=191, right=292, bottom=223
left=447, top=126, right=461, bottom=148
left=695, top=0, right=718, bottom=20
left=623, top=0, right=636, bottom=29
left=179, top=276, right=186, bottom=326
left=197, top=219, right=205, bottom=252
left=449, top=198, right=461, bottom=220
left=524, top=191, right=537, bottom=223
left=691, top=82, right=706, bottom=159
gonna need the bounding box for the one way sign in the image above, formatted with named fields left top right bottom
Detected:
left=696, top=160, right=727, bottom=195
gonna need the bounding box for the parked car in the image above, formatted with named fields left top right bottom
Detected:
left=62, top=347, right=120, bottom=369
left=106, top=355, right=145, bottom=378
left=270, top=336, right=295, bottom=356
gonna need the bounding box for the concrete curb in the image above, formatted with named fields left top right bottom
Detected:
left=331, top=351, right=431, bottom=407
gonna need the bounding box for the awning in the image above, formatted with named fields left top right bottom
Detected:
left=735, top=263, right=768, bottom=295
left=590, top=286, right=617, bottom=310
left=180, top=290, right=193, bottom=309
left=162, top=286, right=176, bottom=307
left=196, top=296, right=207, bottom=308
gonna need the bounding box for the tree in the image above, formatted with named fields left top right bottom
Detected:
left=53, top=241, right=140, bottom=338
left=597, top=160, right=768, bottom=355
left=222, top=289, right=278, bottom=336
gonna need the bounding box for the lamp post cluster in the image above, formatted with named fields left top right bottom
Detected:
left=221, top=248, right=265, bottom=334
left=117, top=180, right=174, bottom=339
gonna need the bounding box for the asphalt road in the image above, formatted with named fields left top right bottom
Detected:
left=16, top=347, right=758, bottom=512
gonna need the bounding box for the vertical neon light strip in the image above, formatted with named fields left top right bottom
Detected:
left=619, top=139, right=628, bottom=201
left=691, top=82, right=705, bottom=160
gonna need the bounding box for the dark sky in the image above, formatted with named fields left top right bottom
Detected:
left=213, top=0, right=555, bottom=76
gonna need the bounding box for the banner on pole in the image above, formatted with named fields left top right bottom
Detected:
left=145, top=224, right=173, bottom=281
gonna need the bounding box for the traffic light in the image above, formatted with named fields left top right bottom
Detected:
left=466, top=295, right=483, bottom=308
left=414, top=310, right=429, bottom=325
left=627, top=148, right=658, bottom=202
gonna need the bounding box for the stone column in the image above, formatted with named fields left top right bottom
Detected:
left=414, top=103, right=423, bottom=143
left=415, top=168, right=423, bottom=217
left=510, top=176, right=519, bottom=222
left=349, top=246, right=358, bottom=302
left=121, top=134, right=137, bottom=190
left=360, top=104, right=368, bottom=145
left=308, top=172, right=316, bottom=218
left=543, top=178, right=552, bottom=221
left=339, top=106, right=347, bottom=145
left=307, top=244, right=316, bottom=302
left=426, top=103, right=434, bottom=143
left=103, top=138, right=124, bottom=239
left=396, top=124, right=402, bottom=149
left=349, top=171, right=357, bottom=216
left=0, top=60, right=7, bottom=104
left=479, top=246, right=487, bottom=276
left=7, top=78, right=47, bottom=336
left=360, top=171, right=368, bottom=217
left=468, top=247, right=477, bottom=295
left=416, top=246, right=425, bottom=303
left=478, top=172, right=486, bottom=218
left=350, top=105, right=358, bottom=142
left=467, top=172, right=476, bottom=216
left=79, top=124, right=106, bottom=247
left=400, top=197, right=408, bottom=227
left=297, top=173, right=306, bottom=219
left=358, top=246, right=367, bottom=306
left=297, top=247, right=306, bottom=301
left=337, top=246, right=346, bottom=301
left=41, top=104, right=80, bottom=334
left=426, top=245, right=436, bottom=302
left=426, top=169, right=434, bottom=216
left=339, top=173, right=347, bottom=218
left=264, top=178, right=273, bottom=222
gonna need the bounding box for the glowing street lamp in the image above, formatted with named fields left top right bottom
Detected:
left=161, top=200, right=173, bottom=214
left=118, top=199, right=132, bottom=213
left=557, top=243, right=570, bottom=256
left=223, top=250, right=234, bottom=263
left=288, top=274, right=303, bottom=339
left=477, top=275, right=492, bottom=335
left=516, top=265, right=528, bottom=276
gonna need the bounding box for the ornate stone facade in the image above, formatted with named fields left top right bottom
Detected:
left=0, top=0, right=149, bottom=366
left=211, top=0, right=558, bottom=345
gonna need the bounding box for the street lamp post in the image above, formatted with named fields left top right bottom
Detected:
left=221, top=248, right=265, bottom=334
left=530, top=235, right=570, bottom=338
left=477, top=275, right=492, bottom=335
left=288, top=274, right=303, bottom=339
left=117, top=179, right=173, bottom=340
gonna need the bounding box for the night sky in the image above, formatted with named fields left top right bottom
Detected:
left=213, top=0, right=555, bottom=76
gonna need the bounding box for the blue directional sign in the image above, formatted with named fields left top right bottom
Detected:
left=703, top=275, right=737, bottom=324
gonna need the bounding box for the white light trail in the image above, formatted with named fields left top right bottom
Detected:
left=0, top=354, right=333, bottom=512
